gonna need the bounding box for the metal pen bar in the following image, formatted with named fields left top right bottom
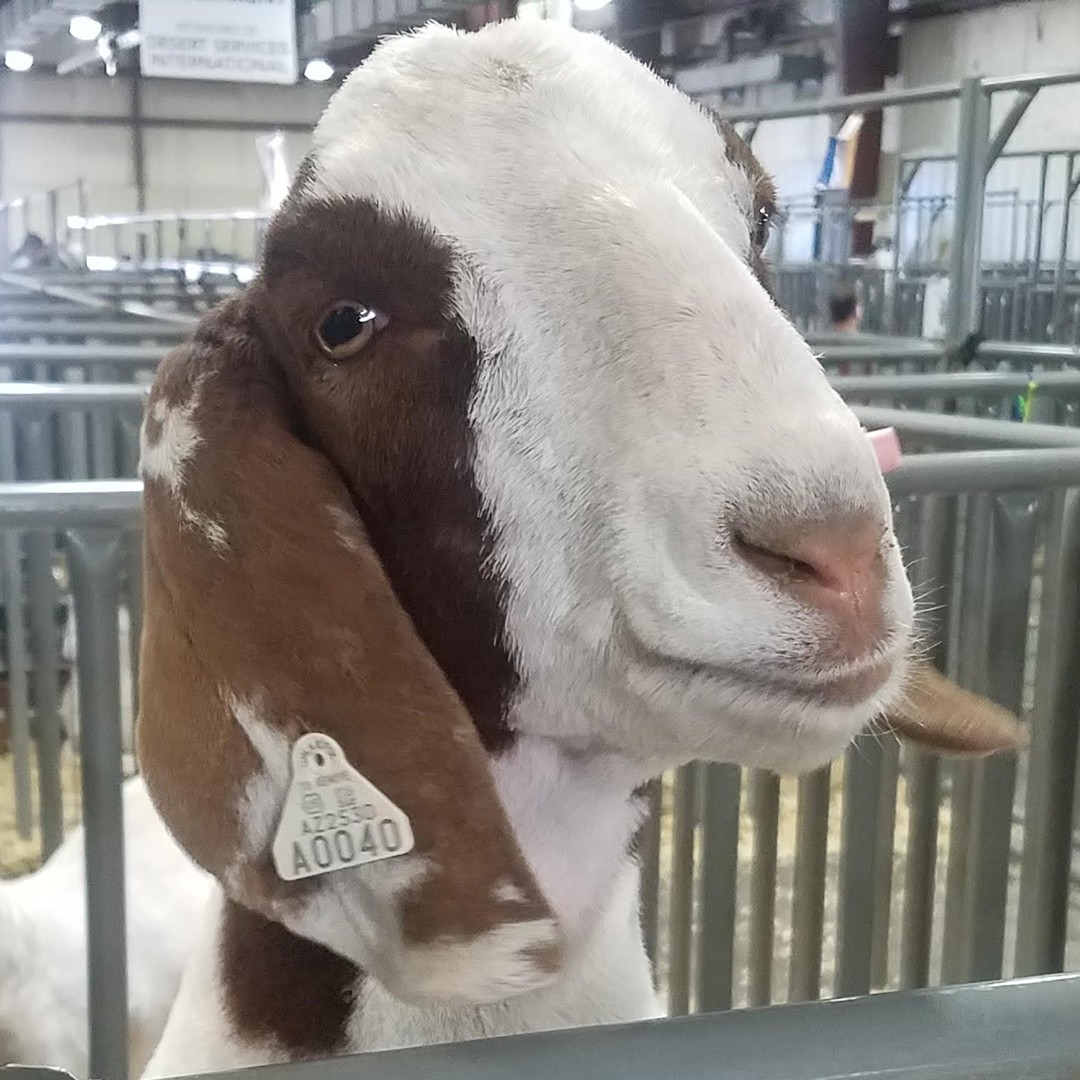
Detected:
left=0, top=375, right=33, bottom=838
left=0, top=482, right=143, bottom=529
left=67, top=529, right=129, bottom=1080
left=668, top=766, right=697, bottom=1016
left=870, top=738, right=900, bottom=990
left=695, top=763, right=740, bottom=1013
left=639, top=779, right=662, bottom=969
left=0, top=383, right=147, bottom=408
left=899, top=495, right=957, bottom=989
left=0, top=344, right=166, bottom=367
left=958, top=493, right=1038, bottom=982
left=888, top=450, right=1080, bottom=493
left=1015, top=489, right=1080, bottom=975
left=747, top=769, right=780, bottom=1007
left=947, top=78, right=991, bottom=341
left=835, top=738, right=885, bottom=998
left=788, top=766, right=830, bottom=1003
left=61, top=368, right=92, bottom=481
left=859, top=408, right=1080, bottom=449
left=0, top=319, right=187, bottom=341
left=21, top=412, right=64, bottom=855
left=836, top=371, right=1080, bottom=399
left=940, top=493, right=993, bottom=984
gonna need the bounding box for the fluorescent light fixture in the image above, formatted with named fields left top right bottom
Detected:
left=304, top=58, right=334, bottom=82
left=573, top=0, right=612, bottom=10
left=69, top=15, right=102, bottom=41
left=4, top=49, right=34, bottom=72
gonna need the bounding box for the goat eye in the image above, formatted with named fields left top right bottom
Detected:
left=316, top=302, right=385, bottom=359
left=752, top=206, right=772, bottom=250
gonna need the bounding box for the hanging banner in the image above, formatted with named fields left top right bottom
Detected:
left=139, top=0, right=297, bottom=85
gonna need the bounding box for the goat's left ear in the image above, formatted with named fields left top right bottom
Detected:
left=884, top=660, right=1027, bottom=757
left=137, top=295, right=563, bottom=1006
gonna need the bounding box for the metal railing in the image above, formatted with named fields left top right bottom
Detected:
left=726, top=70, right=1080, bottom=344
left=2, top=409, right=1080, bottom=1078
left=6, top=972, right=1080, bottom=1080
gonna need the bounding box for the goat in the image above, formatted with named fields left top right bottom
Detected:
left=0, top=777, right=211, bottom=1077
left=135, top=20, right=1018, bottom=1075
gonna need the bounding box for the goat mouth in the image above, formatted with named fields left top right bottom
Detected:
left=623, top=627, right=902, bottom=710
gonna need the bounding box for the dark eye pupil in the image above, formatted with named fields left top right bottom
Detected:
left=320, top=304, right=371, bottom=347
left=755, top=209, right=771, bottom=246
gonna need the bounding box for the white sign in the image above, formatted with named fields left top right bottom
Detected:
left=139, top=0, right=298, bottom=85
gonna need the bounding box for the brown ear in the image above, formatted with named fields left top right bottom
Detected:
left=137, top=295, right=563, bottom=1005
left=885, top=660, right=1027, bottom=757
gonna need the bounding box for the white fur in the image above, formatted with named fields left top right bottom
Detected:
left=139, top=379, right=228, bottom=552
left=147, top=19, right=916, bottom=1074
left=310, top=20, right=914, bottom=775
left=0, top=778, right=212, bottom=1077
left=145, top=743, right=659, bottom=1075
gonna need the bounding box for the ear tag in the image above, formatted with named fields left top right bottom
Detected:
left=272, top=732, right=415, bottom=882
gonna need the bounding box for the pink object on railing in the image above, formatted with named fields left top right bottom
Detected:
left=866, top=427, right=903, bottom=474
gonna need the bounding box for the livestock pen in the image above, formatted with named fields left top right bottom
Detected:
left=4, top=65, right=1080, bottom=1080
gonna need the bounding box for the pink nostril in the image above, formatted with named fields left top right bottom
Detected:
left=732, top=515, right=887, bottom=655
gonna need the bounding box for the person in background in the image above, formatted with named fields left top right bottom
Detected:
left=829, top=282, right=862, bottom=334
left=10, top=231, right=51, bottom=271
left=828, top=282, right=861, bottom=376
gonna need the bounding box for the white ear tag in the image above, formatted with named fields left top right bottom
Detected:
left=272, top=733, right=415, bottom=882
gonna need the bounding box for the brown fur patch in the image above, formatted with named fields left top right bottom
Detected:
left=220, top=899, right=358, bottom=1057
left=138, top=202, right=562, bottom=1054
left=710, top=113, right=777, bottom=288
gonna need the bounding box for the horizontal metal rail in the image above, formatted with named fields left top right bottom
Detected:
left=889, top=450, right=1080, bottom=493
left=0, top=481, right=143, bottom=528
left=0, top=383, right=146, bottom=408
left=720, top=68, right=1080, bottom=123
left=812, top=340, right=1080, bottom=369
left=1, top=447, right=1079, bottom=529
left=0, top=319, right=188, bottom=341
left=5, top=974, right=1072, bottom=1080
left=854, top=406, right=1080, bottom=449
left=835, top=370, right=1080, bottom=399
left=1, top=272, right=199, bottom=326
left=0, top=343, right=165, bottom=366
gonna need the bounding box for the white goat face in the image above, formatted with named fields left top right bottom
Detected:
left=302, top=20, right=915, bottom=775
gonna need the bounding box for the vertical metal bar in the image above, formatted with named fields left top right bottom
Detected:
left=958, top=494, right=1037, bottom=982
left=0, top=374, right=32, bottom=838
left=667, top=765, right=697, bottom=1016
left=124, top=533, right=142, bottom=742
left=747, top=769, right=780, bottom=1007
left=1, top=529, right=31, bottom=839
left=834, top=738, right=885, bottom=998
left=22, top=414, right=64, bottom=856
left=946, top=78, right=991, bottom=341
left=1030, top=154, right=1049, bottom=287
left=90, top=364, right=119, bottom=479
left=1051, top=154, right=1077, bottom=340
left=900, top=493, right=958, bottom=989
left=941, top=492, right=993, bottom=984
left=66, top=529, right=129, bottom=1080
left=788, top=766, right=830, bottom=1002
left=695, top=763, right=740, bottom=1013
left=639, top=778, right=663, bottom=969
left=870, top=737, right=900, bottom=989
left=61, top=367, right=91, bottom=481
left=1016, top=489, right=1080, bottom=975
